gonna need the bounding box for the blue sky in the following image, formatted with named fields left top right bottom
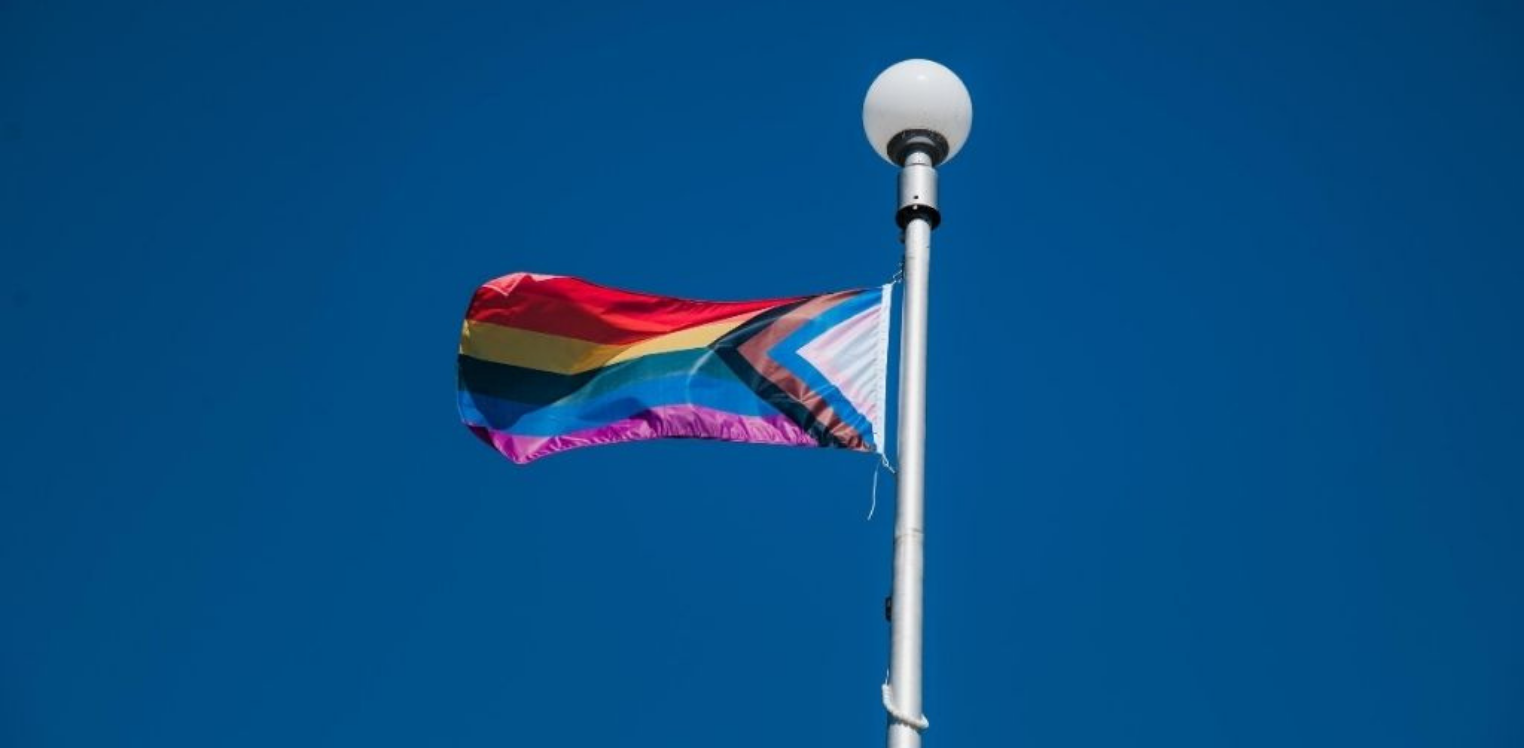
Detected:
left=3, top=1, right=1522, bottom=746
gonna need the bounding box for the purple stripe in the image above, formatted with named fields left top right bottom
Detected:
left=468, top=404, right=824, bottom=464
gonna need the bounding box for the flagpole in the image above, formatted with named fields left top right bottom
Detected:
left=888, top=151, right=933, bottom=748
left=863, top=59, right=971, bottom=748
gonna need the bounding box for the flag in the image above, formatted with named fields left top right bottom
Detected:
left=458, top=272, right=892, bottom=464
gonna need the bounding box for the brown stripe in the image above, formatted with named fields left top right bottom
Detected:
left=735, top=293, right=868, bottom=448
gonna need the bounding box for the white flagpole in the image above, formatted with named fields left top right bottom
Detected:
left=888, top=151, right=933, bottom=748
left=863, top=59, right=971, bottom=748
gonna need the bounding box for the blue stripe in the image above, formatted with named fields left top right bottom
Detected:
left=459, top=372, right=780, bottom=436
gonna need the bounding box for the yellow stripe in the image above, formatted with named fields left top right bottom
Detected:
left=459, top=311, right=758, bottom=374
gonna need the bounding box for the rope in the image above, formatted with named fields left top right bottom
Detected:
left=867, top=453, right=896, bottom=521
left=869, top=466, right=880, bottom=521
left=882, top=681, right=930, bottom=731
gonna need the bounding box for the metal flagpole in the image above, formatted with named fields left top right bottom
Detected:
left=888, top=147, right=935, bottom=748
left=863, top=59, right=971, bottom=748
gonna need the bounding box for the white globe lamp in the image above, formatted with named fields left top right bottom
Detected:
left=862, top=59, right=973, bottom=166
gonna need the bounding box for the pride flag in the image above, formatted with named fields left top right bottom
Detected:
left=458, top=273, right=892, bottom=464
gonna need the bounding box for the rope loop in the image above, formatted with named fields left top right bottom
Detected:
left=881, top=682, right=929, bottom=731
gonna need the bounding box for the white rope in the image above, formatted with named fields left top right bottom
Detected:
left=869, top=466, right=880, bottom=521
left=867, top=453, right=896, bottom=521
left=882, top=681, right=929, bottom=731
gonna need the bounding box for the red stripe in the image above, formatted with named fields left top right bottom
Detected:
left=464, top=273, right=807, bottom=345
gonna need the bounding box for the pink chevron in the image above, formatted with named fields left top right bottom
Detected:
left=794, top=303, right=885, bottom=429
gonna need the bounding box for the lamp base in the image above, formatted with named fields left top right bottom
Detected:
left=887, top=129, right=950, bottom=166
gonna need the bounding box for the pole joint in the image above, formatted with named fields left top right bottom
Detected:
left=896, top=150, right=940, bottom=229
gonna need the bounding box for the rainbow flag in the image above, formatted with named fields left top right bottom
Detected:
left=458, top=273, right=892, bottom=464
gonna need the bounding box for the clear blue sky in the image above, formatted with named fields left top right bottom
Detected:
left=4, top=2, right=1522, bottom=746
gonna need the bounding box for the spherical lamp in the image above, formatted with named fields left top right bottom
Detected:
left=862, top=59, right=973, bottom=166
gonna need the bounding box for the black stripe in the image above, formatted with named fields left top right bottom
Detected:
left=710, top=301, right=846, bottom=449
left=457, top=349, right=735, bottom=405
